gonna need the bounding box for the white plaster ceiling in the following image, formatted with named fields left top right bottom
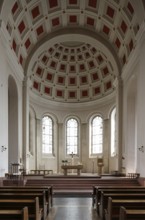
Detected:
left=1, top=0, right=145, bottom=103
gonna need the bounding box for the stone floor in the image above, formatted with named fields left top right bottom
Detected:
left=47, top=197, right=101, bottom=220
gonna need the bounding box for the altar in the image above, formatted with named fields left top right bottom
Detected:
left=61, top=164, right=83, bottom=176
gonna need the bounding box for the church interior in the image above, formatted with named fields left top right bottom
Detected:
left=1, top=0, right=145, bottom=219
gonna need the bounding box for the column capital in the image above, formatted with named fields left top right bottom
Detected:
left=113, top=76, right=123, bottom=88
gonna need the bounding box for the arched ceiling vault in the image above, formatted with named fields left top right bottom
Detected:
left=1, top=0, right=145, bottom=104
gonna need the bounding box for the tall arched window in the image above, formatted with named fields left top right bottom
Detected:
left=66, top=118, right=79, bottom=155
left=90, top=116, right=103, bottom=155
left=111, top=108, right=116, bottom=157
left=42, top=116, right=53, bottom=154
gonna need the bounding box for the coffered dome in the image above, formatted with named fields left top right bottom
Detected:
left=28, top=40, right=116, bottom=102
left=1, top=0, right=144, bottom=103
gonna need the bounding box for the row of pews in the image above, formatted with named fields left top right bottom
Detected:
left=2, top=174, right=142, bottom=219
left=92, top=185, right=145, bottom=220
left=0, top=185, right=53, bottom=220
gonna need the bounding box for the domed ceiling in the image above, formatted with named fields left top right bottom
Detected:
left=29, top=41, right=116, bottom=102
left=1, top=0, right=144, bottom=103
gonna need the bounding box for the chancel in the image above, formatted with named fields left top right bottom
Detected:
left=1, top=1, right=145, bottom=219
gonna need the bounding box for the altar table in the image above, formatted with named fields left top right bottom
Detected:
left=61, top=165, right=83, bottom=176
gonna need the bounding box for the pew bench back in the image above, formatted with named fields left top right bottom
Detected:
left=0, top=206, right=29, bottom=220
left=0, top=191, right=47, bottom=219
left=0, top=185, right=53, bottom=209
left=119, top=206, right=145, bottom=220
left=106, top=197, right=145, bottom=220
left=0, top=197, right=41, bottom=220
left=93, top=186, right=145, bottom=207
left=100, top=192, right=145, bottom=218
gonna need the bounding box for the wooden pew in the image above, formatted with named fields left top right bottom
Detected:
left=0, top=185, right=53, bottom=212
left=99, top=191, right=145, bottom=219
left=119, top=206, right=145, bottom=220
left=105, top=197, right=145, bottom=220
left=0, top=206, right=28, bottom=220
left=0, top=191, right=47, bottom=220
left=92, top=185, right=145, bottom=209
left=0, top=197, right=41, bottom=220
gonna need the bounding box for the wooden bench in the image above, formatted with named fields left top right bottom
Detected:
left=105, top=197, right=145, bottom=220
left=0, top=185, right=53, bottom=212
left=99, top=191, right=145, bottom=219
left=92, top=184, right=142, bottom=207
left=92, top=185, right=145, bottom=209
left=0, top=206, right=28, bottom=220
left=119, top=206, right=145, bottom=220
left=0, top=191, right=47, bottom=220
left=0, top=197, right=41, bottom=220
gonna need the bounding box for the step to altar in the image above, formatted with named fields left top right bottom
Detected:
left=53, top=189, right=92, bottom=197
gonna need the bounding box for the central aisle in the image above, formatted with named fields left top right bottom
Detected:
left=46, top=197, right=101, bottom=220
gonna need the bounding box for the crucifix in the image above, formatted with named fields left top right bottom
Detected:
left=70, top=152, right=75, bottom=172
left=71, top=151, right=75, bottom=159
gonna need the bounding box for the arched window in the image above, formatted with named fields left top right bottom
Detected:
left=111, top=108, right=116, bottom=157
left=90, top=116, right=103, bottom=155
left=42, top=116, right=53, bottom=154
left=66, top=118, right=79, bottom=155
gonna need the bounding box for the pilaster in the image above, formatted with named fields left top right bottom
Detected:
left=115, top=76, right=123, bottom=172
left=22, top=76, right=29, bottom=171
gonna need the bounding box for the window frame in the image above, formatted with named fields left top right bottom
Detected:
left=110, top=107, right=117, bottom=157
left=89, top=115, right=103, bottom=156
left=65, top=117, right=80, bottom=157
left=42, top=115, right=54, bottom=156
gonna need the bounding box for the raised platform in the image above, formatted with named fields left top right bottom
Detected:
left=44, top=173, right=101, bottom=178
left=2, top=173, right=140, bottom=197
left=25, top=173, right=139, bottom=196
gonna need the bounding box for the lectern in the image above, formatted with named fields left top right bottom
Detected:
left=10, top=163, right=20, bottom=179
left=97, top=157, right=104, bottom=175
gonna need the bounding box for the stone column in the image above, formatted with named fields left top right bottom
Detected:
left=115, top=76, right=123, bottom=172
left=58, top=123, right=63, bottom=173
left=22, top=76, right=29, bottom=172
left=29, top=111, right=36, bottom=155
left=36, top=118, right=41, bottom=170
left=103, top=118, right=109, bottom=173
